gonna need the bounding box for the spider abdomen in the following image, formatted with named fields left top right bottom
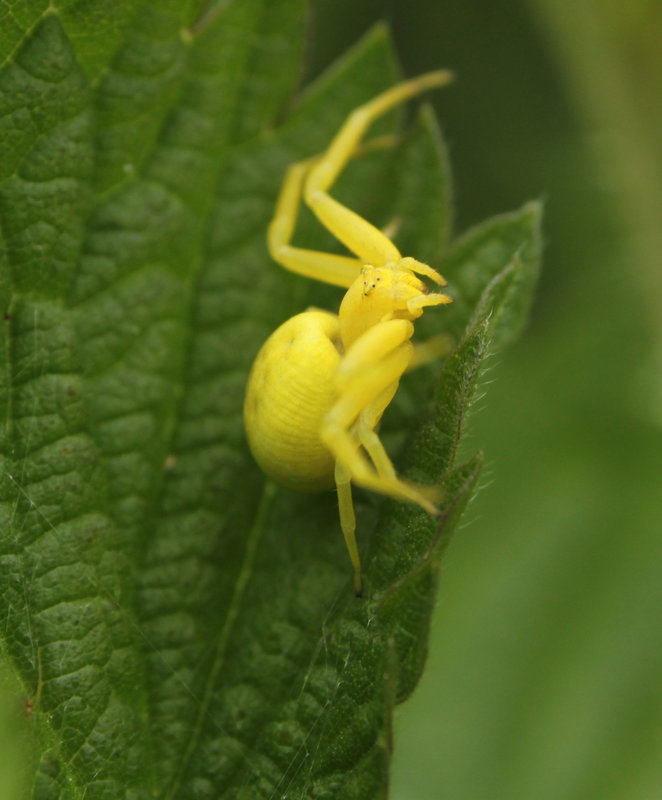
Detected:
left=244, top=310, right=341, bottom=492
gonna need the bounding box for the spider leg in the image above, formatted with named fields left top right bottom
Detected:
left=303, top=71, right=453, bottom=266
left=355, top=387, right=399, bottom=482
left=334, top=460, right=362, bottom=595
left=334, top=378, right=429, bottom=599
left=407, top=333, right=455, bottom=371
left=324, top=352, right=440, bottom=509
left=268, top=160, right=364, bottom=288
left=333, top=378, right=404, bottom=597
left=323, top=320, right=440, bottom=513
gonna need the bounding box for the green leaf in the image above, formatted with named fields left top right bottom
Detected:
left=441, top=201, right=543, bottom=347
left=0, top=6, right=541, bottom=799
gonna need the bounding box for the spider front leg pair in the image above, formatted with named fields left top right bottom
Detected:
left=244, top=72, right=453, bottom=595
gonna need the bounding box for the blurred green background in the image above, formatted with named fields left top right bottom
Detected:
left=307, top=1, right=662, bottom=798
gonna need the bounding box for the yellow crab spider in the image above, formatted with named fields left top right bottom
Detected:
left=244, top=72, right=453, bottom=596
